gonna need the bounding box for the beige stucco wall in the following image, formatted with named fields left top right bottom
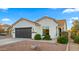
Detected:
left=11, top=20, right=42, bottom=39
left=36, top=18, right=59, bottom=39
left=11, top=18, right=59, bottom=39
left=64, top=23, right=67, bottom=31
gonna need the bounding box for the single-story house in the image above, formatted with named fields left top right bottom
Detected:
left=8, top=16, right=67, bottom=39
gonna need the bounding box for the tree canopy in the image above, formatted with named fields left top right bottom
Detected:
left=71, top=20, right=79, bottom=33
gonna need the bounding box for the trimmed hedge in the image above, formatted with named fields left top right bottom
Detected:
left=34, top=34, right=41, bottom=40
left=57, top=36, right=68, bottom=44
left=43, top=35, right=52, bottom=40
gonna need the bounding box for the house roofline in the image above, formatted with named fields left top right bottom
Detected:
left=56, top=19, right=67, bottom=30
left=35, top=16, right=58, bottom=24
left=8, top=18, right=40, bottom=30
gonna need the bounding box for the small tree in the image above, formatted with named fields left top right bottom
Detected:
left=71, top=20, right=79, bottom=35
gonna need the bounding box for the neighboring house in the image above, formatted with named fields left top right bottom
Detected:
left=0, top=24, right=10, bottom=32
left=0, top=24, right=10, bottom=35
left=9, top=16, right=67, bottom=39
left=2, top=24, right=10, bottom=31
left=0, top=24, right=4, bottom=33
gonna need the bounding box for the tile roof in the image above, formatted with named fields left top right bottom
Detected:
left=56, top=20, right=67, bottom=29
left=56, top=20, right=66, bottom=25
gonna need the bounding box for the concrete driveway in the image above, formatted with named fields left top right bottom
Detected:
left=0, top=38, right=57, bottom=46
left=0, top=38, right=27, bottom=46
left=0, top=38, right=66, bottom=51
left=0, top=35, right=57, bottom=46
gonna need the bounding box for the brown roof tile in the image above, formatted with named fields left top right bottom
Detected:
left=56, top=20, right=66, bottom=25
left=56, top=20, right=67, bottom=29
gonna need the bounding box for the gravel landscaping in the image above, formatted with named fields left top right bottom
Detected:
left=0, top=40, right=67, bottom=51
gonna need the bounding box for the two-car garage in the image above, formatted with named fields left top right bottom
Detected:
left=15, top=27, right=32, bottom=38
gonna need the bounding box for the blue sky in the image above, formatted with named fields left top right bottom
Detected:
left=0, top=8, right=79, bottom=30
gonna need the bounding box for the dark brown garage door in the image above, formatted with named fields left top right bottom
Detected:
left=15, top=27, right=32, bottom=38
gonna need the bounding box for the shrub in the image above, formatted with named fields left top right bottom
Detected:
left=61, top=32, right=68, bottom=39
left=57, top=36, right=68, bottom=44
left=74, top=35, right=79, bottom=44
left=43, top=35, right=52, bottom=40
left=71, top=33, right=76, bottom=39
left=34, top=34, right=41, bottom=40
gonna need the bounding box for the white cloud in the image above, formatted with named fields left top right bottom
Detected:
left=63, top=8, right=79, bottom=13
left=69, top=20, right=73, bottom=24
left=1, top=18, right=12, bottom=25
left=70, top=17, right=79, bottom=20
left=69, top=17, right=79, bottom=24
left=1, top=18, right=11, bottom=22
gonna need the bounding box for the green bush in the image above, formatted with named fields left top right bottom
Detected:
left=61, top=32, right=68, bottom=39
left=34, top=34, right=41, bottom=40
left=43, top=35, right=52, bottom=40
left=57, top=36, right=68, bottom=44
left=74, top=35, right=79, bottom=44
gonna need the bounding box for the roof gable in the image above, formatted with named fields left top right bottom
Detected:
left=8, top=18, right=40, bottom=30
left=35, top=16, right=58, bottom=24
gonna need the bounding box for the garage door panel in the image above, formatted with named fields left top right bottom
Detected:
left=15, top=27, right=32, bottom=38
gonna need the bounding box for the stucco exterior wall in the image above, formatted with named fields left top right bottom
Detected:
left=64, top=23, right=67, bottom=31
left=11, top=20, right=42, bottom=39
left=11, top=18, right=59, bottom=39
left=36, top=18, right=58, bottom=39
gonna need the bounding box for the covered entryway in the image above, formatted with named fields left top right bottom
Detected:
left=15, top=27, right=32, bottom=38
left=59, top=28, right=61, bottom=36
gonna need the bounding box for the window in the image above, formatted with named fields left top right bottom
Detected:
left=43, top=26, right=49, bottom=35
